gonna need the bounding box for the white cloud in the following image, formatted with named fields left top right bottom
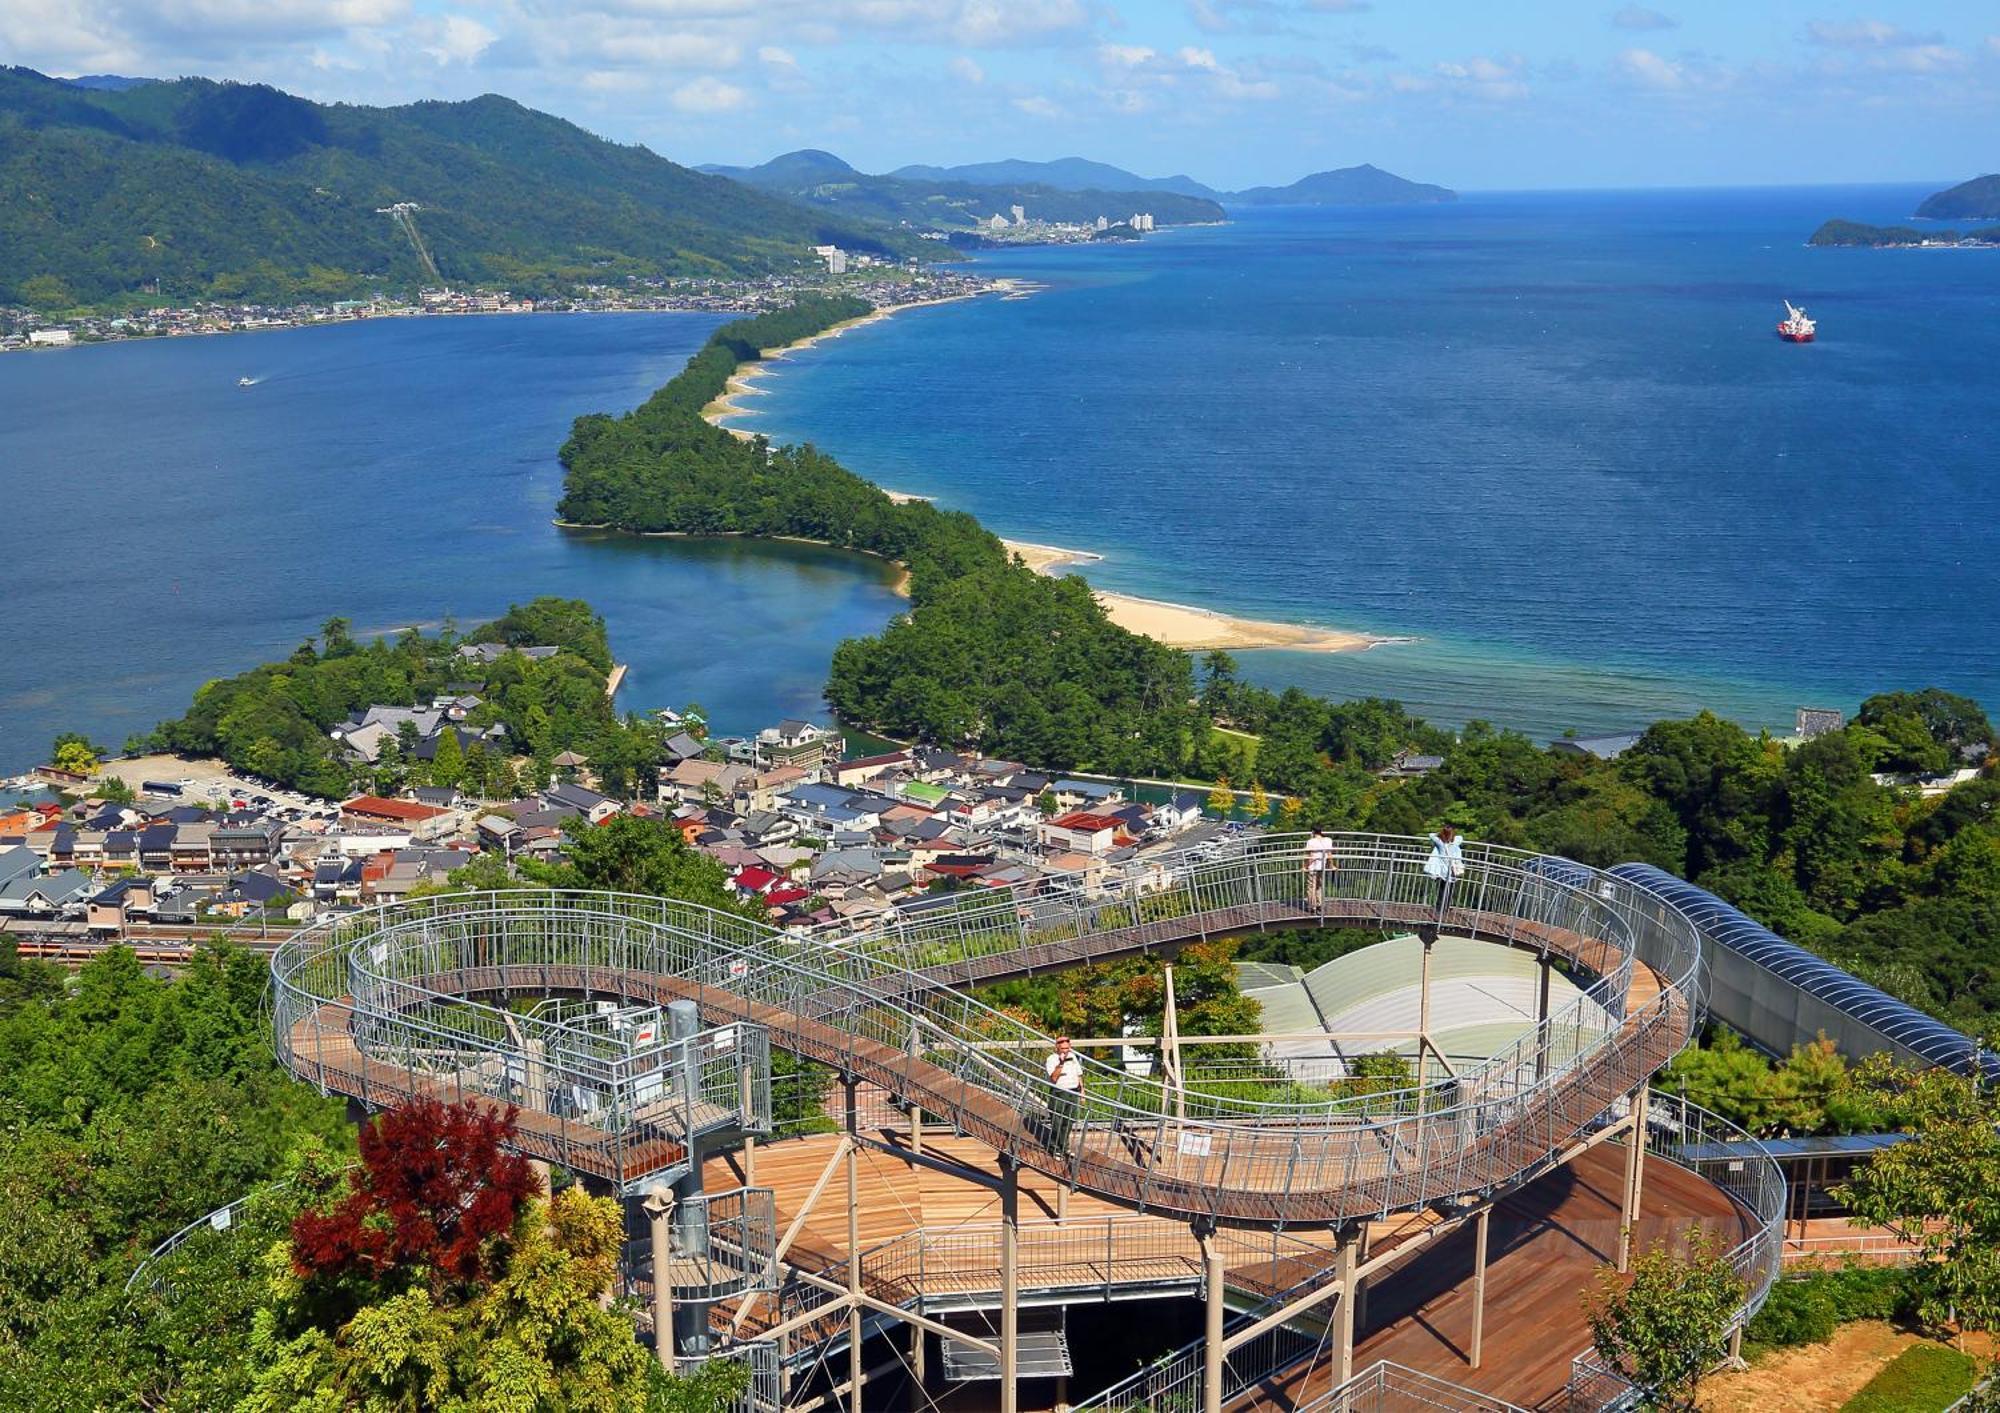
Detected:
left=1099, top=42, right=1157, bottom=67
left=1429, top=54, right=1528, bottom=99
left=949, top=54, right=984, bottom=82
left=1611, top=4, right=1675, bottom=30
left=1614, top=46, right=1683, bottom=88
left=670, top=74, right=748, bottom=111
left=419, top=13, right=496, bottom=65
left=758, top=44, right=796, bottom=65
left=1180, top=45, right=1220, bottom=70
left=1012, top=93, right=1062, bottom=117
left=1804, top=19, right=1943, bottom=49
left=1864, top=43, right=1968, bottom=72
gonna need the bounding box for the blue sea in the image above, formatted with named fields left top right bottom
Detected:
left=736, top=185, right=2000, bottom=738
left=0, top=313, right=906, bottom=773
left=2, top=186, right=1996, bottom=773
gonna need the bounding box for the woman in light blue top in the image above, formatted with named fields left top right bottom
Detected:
left=1424, top=826, right=1465, bottom=916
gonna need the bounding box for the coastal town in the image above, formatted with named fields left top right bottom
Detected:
left=0, top=676, right=1233, bottom=952
left=0, top=261, right=997, bottom=353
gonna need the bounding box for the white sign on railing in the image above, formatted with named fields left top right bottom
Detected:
left=1177, top=1131, right=1212, bottom=1157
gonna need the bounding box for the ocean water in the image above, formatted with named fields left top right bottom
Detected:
left=4, top=188, right=1996, bottom=774
left=735, top=186, right=2000, bottom=738
left=0, top=313, right=906, bottom=773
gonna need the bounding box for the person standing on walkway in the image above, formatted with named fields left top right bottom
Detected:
left=1303, top=827, right=1335, bottom=910
left=1046, top=1035, right=1084, bottom=1152
left=1425, top=826, right=1465, bottom=919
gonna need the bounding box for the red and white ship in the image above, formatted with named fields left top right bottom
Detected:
left=1776, top=301, right=1816, bottom=342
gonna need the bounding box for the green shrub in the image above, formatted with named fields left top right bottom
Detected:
left=1839, top=1343, right=1978, bottom=1412
left=1747, top=1264, right=1909, bottom=1350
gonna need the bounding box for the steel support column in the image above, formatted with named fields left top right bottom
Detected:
left=1470, top=1205, right=1490, bottom=1368
left=1335, top=1226, right=1358, bottom=1387
left=1001, top=1158, right=1019, bottom=1413
left=1203, top=1230, right=1227, bottom=1413
left=645, top=1188, right=676, bottom=1372
left=1618, top=1083, right=1650, bottom=1273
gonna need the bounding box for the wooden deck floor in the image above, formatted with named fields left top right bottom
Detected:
left=1232, top=1145, right=1754, bottom=1412
left=698, top=1127, right=1749, bottom=1413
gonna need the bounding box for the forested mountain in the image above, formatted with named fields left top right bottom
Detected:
left=715, top=150, right=1456, bottom=214
left=0, top=67, right=909, bottom=308
left=1915, top=174, right=2000, bottom=221
left=1230, top=163, right=1456, bottom=206
left=888, top=155, right=1221, bottom=199
left=700, top=148, right=1225, bottom=228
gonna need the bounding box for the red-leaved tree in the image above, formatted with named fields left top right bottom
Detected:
left=291, top=1097, right=541, bottom=1290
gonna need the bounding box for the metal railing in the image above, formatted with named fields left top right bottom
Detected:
left=270, top=834, right=1706, bottom=1225
left=623, top=1186, right=779, bottom=1305
left=1301, top=1361, right=1532, bottom=1413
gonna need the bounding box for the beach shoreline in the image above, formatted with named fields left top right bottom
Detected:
left=697, top=289, right=1392, bottom=658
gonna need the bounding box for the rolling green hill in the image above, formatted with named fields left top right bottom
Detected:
left=699, top=148, right=1226, bottom=229
left=0, top=68, right=913, bottom=309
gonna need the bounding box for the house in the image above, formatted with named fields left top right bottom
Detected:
left=731, top=865, right=782, bottom=897
left=661, top=731, right=707, bottom=765
left=1379, top=750, right=1445, bottom=779
left=1039, top=811, right=1128, bottom=856
left=736, top=766, right=808, bottom=815
left=544, top=783, right=620, bottom=824
left=895, top=780, right=954, bottom=809
left=1153, top=793, right=1206, bottom=835
left=659, top=758, right=754, bottom=806
left=170, top=821, right=217, bottom=870
left=87, top=876, right=158, bottom=931
left=411, top=786, right=463, bottom=810
left=211, top=869, right=293, bottom=917
left=756, top=720, right=838, bottom=773
left=341, top=795, right=449, bottom=827
left=0, top=844, right=38, bottom=890
left=456, top=642, right=561, bottom=665
left=212, top=817, right=288, bottom=867
left=313, top=856, right=367, bottom=904
left=778, top=783, right=886, bottom=834
left=138, top=821, right=177, bottom=871
left=476, top=814, right=522, bottom=854
left=1050, top=779, right=1124, bottom=811
left=0, top=867, right=93, bottom=917
left=832, top=750, right=913, bottom=789
left=1549, top=732, right=1644, bottom=762
left=809, top=848, right=884, bottom=890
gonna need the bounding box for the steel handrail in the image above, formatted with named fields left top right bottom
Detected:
left=270, top=835, right=1705, bottom=1224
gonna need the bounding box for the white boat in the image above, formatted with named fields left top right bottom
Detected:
left=237, top=376, right=257, bottom=387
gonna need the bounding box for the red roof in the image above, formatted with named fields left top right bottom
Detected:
left=1047, top=811, right=1124, bottom=833
left=733, top=865, right=781, bottom=893
left=341, top=795, right=448, bottom=823
left=764, top=886, right=809, bottom=906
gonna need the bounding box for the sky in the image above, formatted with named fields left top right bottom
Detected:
left=4, top=1, right=1998, bottom=190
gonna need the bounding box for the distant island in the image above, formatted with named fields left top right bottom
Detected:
left=696, top=148, right=1226, bottom=232
left=1916, top=174, right=2000, bottom=221
left=1809, top=218, right=2000, bottom=249
left=0, top=67, right=912, bottom=311
left=863, top=154, right=1457, bottom=207
left=1807, top=174, right=2000, bottom=249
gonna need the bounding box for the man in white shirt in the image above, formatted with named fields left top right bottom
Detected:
left=1046, top=1035, right=1084, bottom=1151
left=1303, top=827, right=1335, bottom=909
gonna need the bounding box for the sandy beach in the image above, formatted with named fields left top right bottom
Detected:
left=1000, top=538, right=1381, bottom=653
